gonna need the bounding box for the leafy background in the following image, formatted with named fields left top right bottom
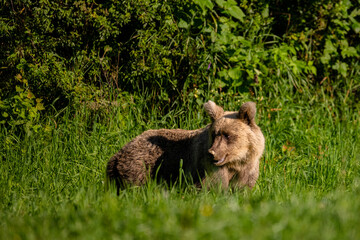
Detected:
left=1, top=0, right=359, bottom=131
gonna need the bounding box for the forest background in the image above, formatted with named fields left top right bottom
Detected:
left=1, top=0, right=360, bottom=239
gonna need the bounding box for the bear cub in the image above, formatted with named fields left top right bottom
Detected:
left=107, top=101, right=265, bottom=192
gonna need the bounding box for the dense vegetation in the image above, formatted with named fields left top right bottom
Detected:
left=1, top=0, right=360, bottom=239
left=1, top=0, right=359, bottom=128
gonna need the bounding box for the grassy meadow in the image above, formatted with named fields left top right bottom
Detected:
left=1, top=92, right=359, bottom=240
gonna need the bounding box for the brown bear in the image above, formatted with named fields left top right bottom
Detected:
left=106, top=101, right=265, bottom=193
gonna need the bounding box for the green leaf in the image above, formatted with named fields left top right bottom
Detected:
left=178, top=19, right=189, bottom=29
left=310, top=66, right=317, bottom=75
left=215, top=0, right=225, bottom=8
left=227, top=0, right=237, bottom=5
left=339, top=63, right=348, bottom=77
left=341, top=47, right=358, bottom=58
left=349, top=9, right=360, bottom=33
left=320, top=53, right=331, bottom=65
left=262, top=5, right=269, bottom=18
left=15, top=86, right=23, bottom=93
left=36, top=98, right=45, bottom=111
left=214, top=79, right=226, bottom=89
left=194, top=0, right=214, bottom=11
left=227, top=6, right=245, bottom=22
left=332, top=61, right=348, bottom=77
left=228, top=67, right=242, bottom=79
left=29, top=108, right=37, bottom=118
left=351, top=20, right=360, bottom=33
left=324, top=39, right=337, bottom=54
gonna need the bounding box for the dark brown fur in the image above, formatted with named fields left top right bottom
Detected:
left=107, top=101, right=265, bottom=192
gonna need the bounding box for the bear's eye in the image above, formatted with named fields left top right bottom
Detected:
left=223, top=133, right=230, bottom=140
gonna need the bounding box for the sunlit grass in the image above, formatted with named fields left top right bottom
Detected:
left=1, top=94, right=359, bottom=239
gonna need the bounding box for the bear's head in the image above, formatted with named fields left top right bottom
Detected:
left=204, top=100, right=264, bottom=168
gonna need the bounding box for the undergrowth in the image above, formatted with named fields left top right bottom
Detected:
left=1, top=90, right=359, bottom=239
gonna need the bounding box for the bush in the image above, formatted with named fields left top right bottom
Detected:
left=0, top=0, right=359, bottom=131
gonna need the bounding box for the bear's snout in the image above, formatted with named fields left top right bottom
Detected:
left=208, top=148, right=227, bottom=166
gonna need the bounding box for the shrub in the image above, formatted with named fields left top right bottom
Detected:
left=0, top=0, right=359, bottom=131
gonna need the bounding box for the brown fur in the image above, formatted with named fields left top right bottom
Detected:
left=106, top=101, right=265, bottom=192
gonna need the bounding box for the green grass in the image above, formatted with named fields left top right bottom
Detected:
left=1, top=94, right=360, bottom=240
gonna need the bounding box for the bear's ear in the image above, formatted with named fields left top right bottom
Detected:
left=238, top=102, right=256, bottom=126
left=204, top=100, right=224, bottom=121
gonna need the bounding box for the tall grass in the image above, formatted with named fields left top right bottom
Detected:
left=1, top=92, right=359, bottom=239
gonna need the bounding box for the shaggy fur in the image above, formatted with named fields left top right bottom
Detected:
left=107, top=101, right=265, bottom=193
